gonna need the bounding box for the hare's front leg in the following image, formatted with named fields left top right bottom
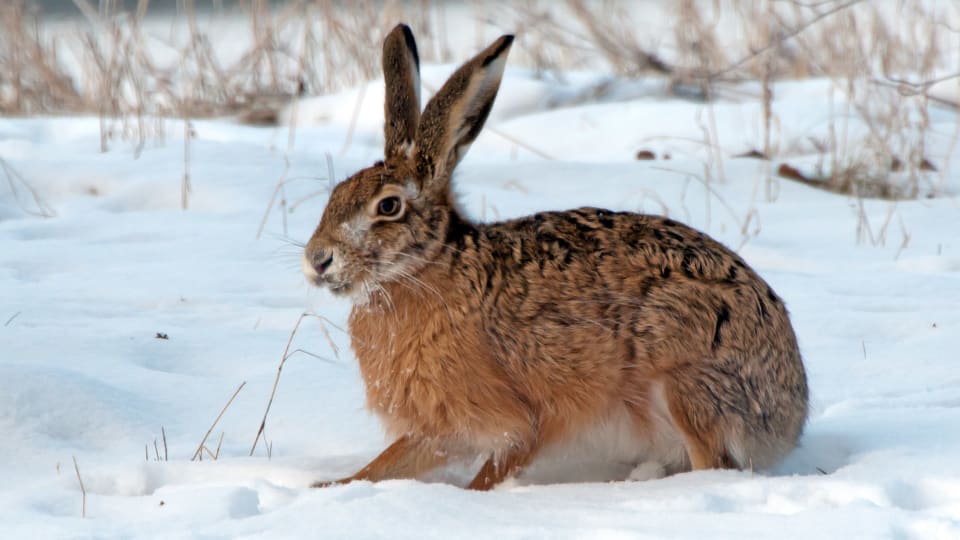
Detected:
left=466, top=444, right=540, bottom=491
left=312, top=435, right=447, bottom=487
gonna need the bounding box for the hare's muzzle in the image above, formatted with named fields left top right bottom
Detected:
left=302, top=249, right=334, bottom=285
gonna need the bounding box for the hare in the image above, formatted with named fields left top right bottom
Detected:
left=303, top=24, right=808, bottom=490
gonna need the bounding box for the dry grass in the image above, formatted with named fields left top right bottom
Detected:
left=250, top=311, right=341, bottom=458
left=1, top=0, right=474, bottom=119
left=1, top=156, right=56, bottom=217
left=72, top=455, right=86, bottom=518
left=513, top=0, right=958, bottom=201
left=0, top=3, right=85, bottom=113
left=0, top=0, right=460, bottom=152
left=191, top=380, right=246, bottom=462
left=1, top=0, right=957, bottom=201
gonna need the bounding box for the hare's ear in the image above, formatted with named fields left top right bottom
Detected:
left=415, top=35, right=513, bottom=192
left=383, top=24, right=421, bottom=160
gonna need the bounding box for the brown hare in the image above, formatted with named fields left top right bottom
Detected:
left=303, top=24, right=808, bottom=490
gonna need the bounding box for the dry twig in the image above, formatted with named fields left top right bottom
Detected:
left=249, top=311, right=339, bottom=456
left=192, top=381, right=246, bottom=461
left=72, top=456, right=86, bottom=519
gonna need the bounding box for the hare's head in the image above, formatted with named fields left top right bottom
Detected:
left=303, top=24, right=513, bottom=299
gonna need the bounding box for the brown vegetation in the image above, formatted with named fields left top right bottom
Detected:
left=1, top=0, right=956, bottom=200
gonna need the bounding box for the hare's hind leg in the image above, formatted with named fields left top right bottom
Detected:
left=662, top=366, right=744, bottom=471
left=312, top=435, right=448, bottom=487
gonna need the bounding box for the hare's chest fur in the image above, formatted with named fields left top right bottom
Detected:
left=348, top=294, right=533, bottom=448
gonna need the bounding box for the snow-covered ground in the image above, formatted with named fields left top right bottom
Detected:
left=3, top=56, right=960, bottom=538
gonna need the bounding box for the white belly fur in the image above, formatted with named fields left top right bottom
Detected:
left=519, top=391, right=689, bottom=485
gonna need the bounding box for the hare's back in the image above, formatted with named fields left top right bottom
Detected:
left=485, top=207, right=757, bottom=285
left=478, top=207, right=796, bottom=366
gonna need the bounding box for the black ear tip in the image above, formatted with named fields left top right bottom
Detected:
left=386, top=23, right=420, bottom=70
left=399, top=24, right=415, bottom=43
left=387, top=23, right=415, bottom=46
left=400, top=25, right=420, bottom=68
left=482, top=35, right=515, bottom=67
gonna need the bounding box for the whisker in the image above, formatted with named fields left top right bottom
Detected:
left=264, top=232, right=307, bottom=248
left=393, top=269, right=446, bottom=304
left=392, top=271, right=462, bottom=329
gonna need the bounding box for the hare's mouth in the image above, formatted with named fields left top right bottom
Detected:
left=328, top=281, right=352, bottom=295
left=307, top=276, right=352, bottom=296
left=303, top=268, right=353, bottom=296
left=302, top=255, right=354, bottom=294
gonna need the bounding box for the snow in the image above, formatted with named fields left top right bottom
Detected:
left=3, top=39, right=960, bottom=540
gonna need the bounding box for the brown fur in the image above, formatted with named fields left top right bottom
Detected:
left=382, top=24, right=420, bottom=160
left=304, top=24, right=808, bottom=490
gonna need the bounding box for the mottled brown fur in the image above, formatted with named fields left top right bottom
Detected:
left=304, top=24, right=808, bottom=490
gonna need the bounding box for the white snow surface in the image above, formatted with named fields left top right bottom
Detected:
left=2, top=70, right=960, bottom=539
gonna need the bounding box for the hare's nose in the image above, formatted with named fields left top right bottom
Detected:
left=313, top=253, right=333, bottom=275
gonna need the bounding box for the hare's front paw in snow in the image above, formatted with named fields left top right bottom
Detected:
left=628, top=462, right=667, bottom=482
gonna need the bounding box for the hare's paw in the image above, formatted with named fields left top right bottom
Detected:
left=627, top=461, right=667, bottom=482
left=310, top=477, right=353, bottom=488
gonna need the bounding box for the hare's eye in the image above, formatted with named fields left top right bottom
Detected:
left=377, top=196, right=402, bottom=217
